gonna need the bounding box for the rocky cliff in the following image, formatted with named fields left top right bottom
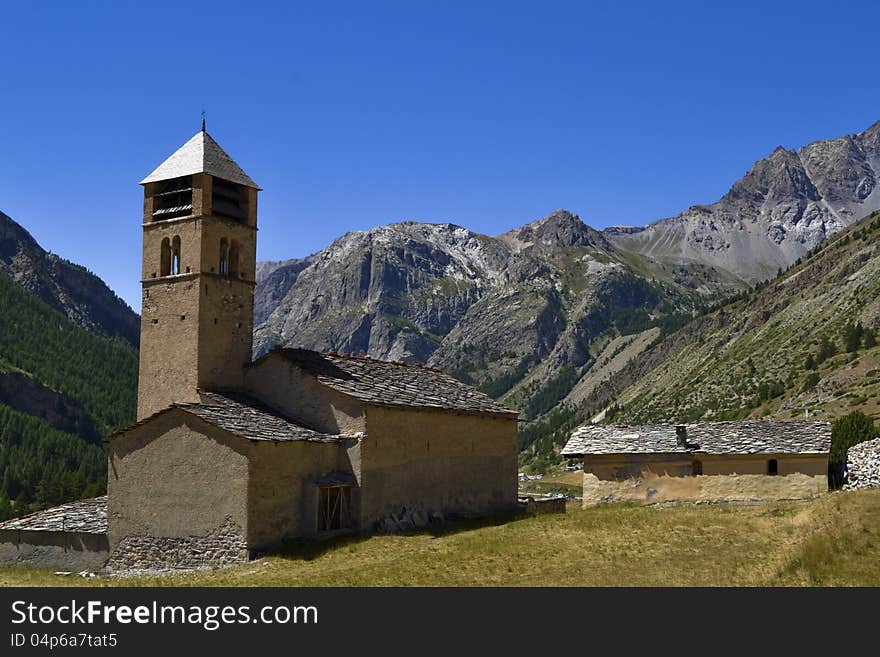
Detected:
left=253, top=210, right=724, bottom=416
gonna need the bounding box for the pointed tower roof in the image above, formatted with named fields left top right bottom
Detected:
left=140, top=130, right=260, bottom=189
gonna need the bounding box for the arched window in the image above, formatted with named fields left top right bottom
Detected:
left=219, top=238, right=229, bottom=275
left=767, top=459, right=778, bottom=476
left=228, top=240, right=240, bottom=277
left=160, top=238, right=171, bottom=276
left=171, top=236, right=181, bottom=275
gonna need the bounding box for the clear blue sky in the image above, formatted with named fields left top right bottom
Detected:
left=1, top=1, right=879, bottom=310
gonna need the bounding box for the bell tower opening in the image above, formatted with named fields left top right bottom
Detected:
left=148, top=175, right=193, bottom=221
left=136, top=128, right=261, bottom=420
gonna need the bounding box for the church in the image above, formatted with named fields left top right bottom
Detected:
left=0, top=128, right=520, bottom=571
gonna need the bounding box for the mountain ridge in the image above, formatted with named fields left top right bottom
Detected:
left=0, top=210, right=140, bottom=346
left=592, top=210, right=880, bottom=430
left=605, top=119, right=880, bottom=282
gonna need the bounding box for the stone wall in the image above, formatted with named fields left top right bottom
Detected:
left=581, top=472, right=828, bottom=505
left=0, top=531, right=108, bottom=571
left=137, top=275, right=202, bottom=419
left=580, top=453, right=828, bottom=506
left=108, top=412, right=250, bottom=568
left=106, top=516, right=247, bottom=572
left=360, top=406, right=518, bottom=529
left=245, top=355, right=366, bottom=434
left=519, top=496, right=567, bottom=515
left=247, top=438, right=359, bottom=548
left=844, top=437, right=880, bottom=490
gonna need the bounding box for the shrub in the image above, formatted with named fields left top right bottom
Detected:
left=829, top=411, right=879, bottom=489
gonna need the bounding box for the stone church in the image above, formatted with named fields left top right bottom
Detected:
left=0, top=128, right=519, bottom=571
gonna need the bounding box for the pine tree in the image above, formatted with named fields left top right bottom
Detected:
left=817, top=337, right=837, bottom=363
left=843, top=322, right=864, bottom=353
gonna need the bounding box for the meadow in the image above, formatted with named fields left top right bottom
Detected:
left=2, top=489, right=879, bottom=587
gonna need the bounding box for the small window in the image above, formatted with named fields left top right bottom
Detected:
left=171, top=236, right=181, bottom=275
left=160, top=237, right=171, bottom=276
left=768, top=459, right=778, bottom=476
left=219, top=238, right=229, bottom=275
left=228, top=240, right=240, bottom=277
left=318, top=485, right=352, bottom=532
left=692, top=460, right=703, bottom=476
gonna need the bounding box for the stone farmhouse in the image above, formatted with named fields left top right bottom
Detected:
left=561, top=421, right=831, bottom=505
left=0, top=128, right=519, bottom=571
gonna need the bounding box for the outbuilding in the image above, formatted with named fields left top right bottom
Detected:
left=0, top=496, right=108, bottom=571
left=561, top=421, right=831, bottom=505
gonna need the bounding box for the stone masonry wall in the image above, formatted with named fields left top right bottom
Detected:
left=844, top=437, right=880, bottom=490
left=581, top=471, right=827, bottom=506
left=106, top=516, right=247, bottom=572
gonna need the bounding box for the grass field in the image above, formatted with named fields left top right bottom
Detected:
left=2, top=489, right=879, bottom=587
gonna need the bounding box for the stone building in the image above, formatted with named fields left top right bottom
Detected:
left=0, top=497, right=108, bottom=571
left=562, top=421, right=831, bottom=506
left=0, top=128, right=519, bottom=571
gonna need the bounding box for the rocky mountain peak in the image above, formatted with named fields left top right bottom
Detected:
left=498, top=209, right=610, bottom=254
left=725, top=146, right=819, bottom=205
left=607, top=119, right=880, bottom=282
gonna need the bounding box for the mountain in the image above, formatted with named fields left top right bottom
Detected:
left=586, top=210, right=880, bottom=429
left=253, top=210, right=730, bottom=415
left=607, top=120, right=880, bottom=283
left=0, top=210, right=139, bottom=519
left=0, top=210, right=139, bottom=346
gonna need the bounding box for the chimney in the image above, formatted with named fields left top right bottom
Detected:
left=675, top=425, right=688, bottom=447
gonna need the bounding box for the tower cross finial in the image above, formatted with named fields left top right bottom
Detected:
left=201, top=110, right=206, bottom=133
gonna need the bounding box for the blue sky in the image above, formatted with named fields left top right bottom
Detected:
left=1, top=1, right=879, bottom=310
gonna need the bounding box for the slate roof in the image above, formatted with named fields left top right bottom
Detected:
left=686, top=421, right=831, bottom=455
left=140, top=130, right=260, bottom=188
left=561, top=421, right=831, bottom=457
left=561, top=425, right=686, bottom=456
left=0, top=496, right=107, bottom=534
left=266, top=349, right=519, bottom=417
left=108, top=392, right=346, bottom=444
left=177, top=392, right=343, bottom=443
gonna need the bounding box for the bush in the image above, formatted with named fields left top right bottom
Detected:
left=829, top=411, right=879, bottom=489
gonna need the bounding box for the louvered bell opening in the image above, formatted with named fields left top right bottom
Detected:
left=151, top=175, right=193, bottom=221
left=212, top=179, right=247, bottom=222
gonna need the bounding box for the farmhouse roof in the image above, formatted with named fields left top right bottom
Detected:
left=561, top=421, right=832, bottom=457
left=0, top=496, right=107, bottom=534
left=140, top=130, right=259, bottom=189
left=259, top=348, right=519, bottom=417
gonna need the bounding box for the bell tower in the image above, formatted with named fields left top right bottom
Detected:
left=136, top=127, right=260, bottom=420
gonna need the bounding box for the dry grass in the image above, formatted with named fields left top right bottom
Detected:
left=2, top=489, right=879, bottom=587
